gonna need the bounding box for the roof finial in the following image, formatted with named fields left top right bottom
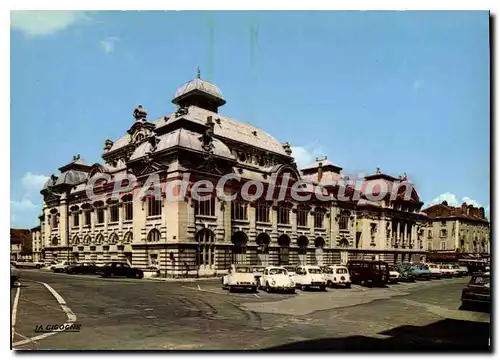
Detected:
left=196, top=66, right=201, bottom=79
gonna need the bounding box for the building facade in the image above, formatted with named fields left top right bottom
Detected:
left=38, top=73, right=428, bottom=277
left=423, top=201, right=490, bottom=254
left=31, top=225, right=43, bottom=262
left=11, top=228, right=32, bottom=261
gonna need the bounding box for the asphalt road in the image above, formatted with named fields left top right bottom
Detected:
left=11, top=270, right=491, bottom=351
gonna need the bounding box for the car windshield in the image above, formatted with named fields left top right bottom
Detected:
left=375, top=263, right=387, bottom=270
left=269, top=268, right=287, bottom=275
left=308, top=268, right=322, bottom=274
left=322, top=267, right=333, bottom=274
left=283, top=266, right=296, bottom=272
left=471, top=275, right=490, bottom=286
left=235, top=267, right=251, bottom=273
left=336, top=268, right=348, bottom=274
left=253, top=267, right=265, bottom=272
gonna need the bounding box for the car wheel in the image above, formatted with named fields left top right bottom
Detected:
left=266, top=282, right=271, bottom=293
left=301, top=285, right=307, bottom=291
left=251, top=286, right=258, bottom=293
left=136, top=272, right=144, bottom=279
left=319, top=285, right=326, bottom=292
left=109, top=272, right=115, bottom=278
left=36, top=265, right=41, bottom=269
left=345, top=283, right=351, bottom=289
left=327, top=280, right=333, bottom=288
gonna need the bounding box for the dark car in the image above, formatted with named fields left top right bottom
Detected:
left=347, top=260, right=389, bottom=287
left=98, top=262, right=144, bottom=279
left=461, top=272, right=490, bottom=310
left=66, top=262, right=99, bottom=275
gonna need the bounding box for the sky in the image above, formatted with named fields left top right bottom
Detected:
left=10, top=10, right=490, bottom=229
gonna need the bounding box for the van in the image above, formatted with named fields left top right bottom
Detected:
left=347, top=260, right=389, bottom=286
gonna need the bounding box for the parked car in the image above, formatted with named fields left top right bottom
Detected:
left=453, top=264, right=468, bottom=277
left=51, top=261, right=75, bottom=273
left=438, top=264, right=455, bottom=277
left=293, top=265, right=327, bottom=291
left=11, top=265, right=20, bottom=287
left=394, top=263, right=415, bottom=282
left=282, top=265, right=297, bottom=278
left=322, top=265, right=351, bottom=288
left=252, top=266, right=266, bottom=283
left=66, top=262, right=99, bottom=275
left=98, top=262, right=144, bottom=279
left=258, top=266, right=295, bottom=293
left=425, top=263, right=442, bottom=279
left=461, top=272, right=490, bottom=310
left=222, top=264, right=257, bottom=292
left=387, top=265, right=401, bottom=283
left=14, top=259, right=45, bottom=269
left=348, top=260, right=389, bottom=287
left=410, top=264, right=431, bottom=280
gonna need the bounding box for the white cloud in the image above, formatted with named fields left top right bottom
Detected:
left=11, top=172, right=48, bottom=228
left=291, top=144, right=326, bottom=169
left=100, top=37, right=120, bottom=54
left=11, top=10, right=89, bottom=38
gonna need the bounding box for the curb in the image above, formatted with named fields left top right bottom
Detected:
left=143, top=276, right=221, bottom=283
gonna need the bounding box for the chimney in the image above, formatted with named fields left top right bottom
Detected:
left=461, top=202, right=467, bottom=214
left=317, top=161, right=323, bottom=183
left=468, top=204, right=473, bottom=215
left=479, top=207, right=485, bottom=218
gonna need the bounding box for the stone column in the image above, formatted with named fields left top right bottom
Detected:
left=59, top=193, right=68, bottom=247
left=404, top=222, right=408, bottom=246
left=396, top=221, right=401, bottom=246
left=118, top=204, right=123, bottom=232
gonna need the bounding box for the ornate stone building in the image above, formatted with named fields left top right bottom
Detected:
left=38, top=73, right=428, bottom=277
left=423, top=201, right=490, bottom=254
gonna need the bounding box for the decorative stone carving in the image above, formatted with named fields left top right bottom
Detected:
left=282, top=142, right=292, bottom=155
left=133, top=104, right=148, bottom=121
left=104, top=139, right=113, bottom=152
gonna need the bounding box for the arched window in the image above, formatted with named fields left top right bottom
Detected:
left=135, top=133, right=145, bottom=142
left=109, top=233, right=119, bottom=244
left=123, top=231, right=133, bottom=244
left=84, top=235, right=92, bottom=245
left=72, top=235, right=80, bottom=246
left=95, top=233, right=104, bottom=245
left=51, top=236, right=59, bottom=246
left=147, top=229, right=161, bottom=243
left=196, top=229, right=215, bottom=267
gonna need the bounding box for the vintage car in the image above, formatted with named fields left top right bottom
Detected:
left=457, top=264, right=469, bottom=276
left=11, top=264, right=20, bottom=287
left=66, top=262, right=99, bottom=275
left=425, top=263, right=442, bottom=279
left=14, top=259, right=45, bottom=269
left=387, top=265, right=401, bottom=283
left=410, top=264, right=432, bottom=280
left=292, top=265, right=327, bottom=291
left=98, top=262, right=144, bottom=279
left=322, top=265, right=351, bottom=288
left=282, top=265, right=297, bottom=278
left=348, top=260, right=389, bottom=287
left=394, top=263, right=415, bottom=282
left=438, top=264, right=455, bottom=277
left=222, top=264, right=258, bottom=292
left=258, top=266, right=295, bottom=293
left=51, top=260, right=76, bottom=273
left=451, top=264, right=468, bottom=277
left=461, top=272, right=490, bottom=310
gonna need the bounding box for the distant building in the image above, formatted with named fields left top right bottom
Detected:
left=31, top=225, right=43, bottom=262
left=11, top=228, right=32, bottom=261
left=422, top=201, right=490, bottom=254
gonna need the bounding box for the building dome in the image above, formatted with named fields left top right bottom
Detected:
left=174, top=78, right=224, bottom=101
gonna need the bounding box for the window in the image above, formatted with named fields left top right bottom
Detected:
left=339, top=211, right=350, bottom=230
left=441, top=221, right=446, bottom=226
left=277, top=203, right=291, bottom=225
left=135, top=133, right=145, bottom=142
left=123, top=231, right=133, bottom=244
left=52, top=215, right=59, bottom=229
left=72, top=213, right=79, bottom=227
left=147, top=198, right=162, bottom=217
left=97, top=208, right=104, bottom=224
left=84, top=211, right=91, bottom=226
left=256, top=202, right=270, bottom=223
left=427, top=241, right=433, bottom=250
left=231, top=201, right=248, bottom=221
left=440, top=241, right=447, bottom=250
left=109, top=204, right=119, bottom=223
left=297, top=206, right=309, bottom=227
left=109, top=233, right=118, bottom=244
left=194, top=197, right=215, bottom=216
left=314, top=209, right=325, bottom=229
left=124, top=200, right=133, bottom=221
left=95, top=234, right=104, bottom=244
left=149, top=254, right=158, bottom=266
left=440, top=229, right=447, bottom=238
left=428, top=230, right=433, bottom=238
left=147, top=228, right=161, bottom=242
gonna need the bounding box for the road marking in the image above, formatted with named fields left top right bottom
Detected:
left=253, top=293, right=260, bottom=298
left=12, top=281, right=77, bottom=348
left=11, top=286, right=21, bottom=342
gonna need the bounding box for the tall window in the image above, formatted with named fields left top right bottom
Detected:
left=314, top=209, right=325, bottom=229
left=147, top=198, right=162, bottom=217
left=231, top=201, right=247, bottom=221
left=96, top=208, right=104, bottom=224
left=440, top=241, right=447, bottom=250
left=72, top=213, right=79, bottom=227
left=339, top=210, right=350, bottom=230
left=427, top=241, right=433, bottom=251
left=277, top=203, right=291, bottom=225
left=194, top=197, right=215, bottom=216
left=297, top=206, right=309, bottom=227
left=109, top=204, right=119, bottom=223
left=440, top=229, right=447, bottom=238
left=256, top=202, right=270, bottom=223
left=52, top=215, right=59, bottom=229
left=124, top=199, right=133, bottom=221
left=84, top=211, right=91, bottom=226
left=147, top=228, right=161, bottom=242
left=428, top=230, right=433, bottom=238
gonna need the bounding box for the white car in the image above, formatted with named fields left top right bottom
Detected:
left=387, top=266, right=401, bottom=284
left=293, top=265, right=327, bottom=291
left=282, top=265, right=297, bottom=278
left=455, top=264, right=469, bottom=277
left=259, top=266, right=295, bottom=293
left=426, top=263, right=443, bottom=279
left=322, top=265, right=352, bottom=288
left=222, top=264, right=258, bottom=292
left=14, top=259, right=45, bottom=269
left=438, top=264, right=454, bottom=277
left=51, top=261, right=74, bottom=273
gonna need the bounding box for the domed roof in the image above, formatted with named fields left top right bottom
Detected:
left=174, top=78, right=224, bottom=101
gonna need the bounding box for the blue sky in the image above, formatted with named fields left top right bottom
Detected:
left=10, top=10, right=490, bottom=228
